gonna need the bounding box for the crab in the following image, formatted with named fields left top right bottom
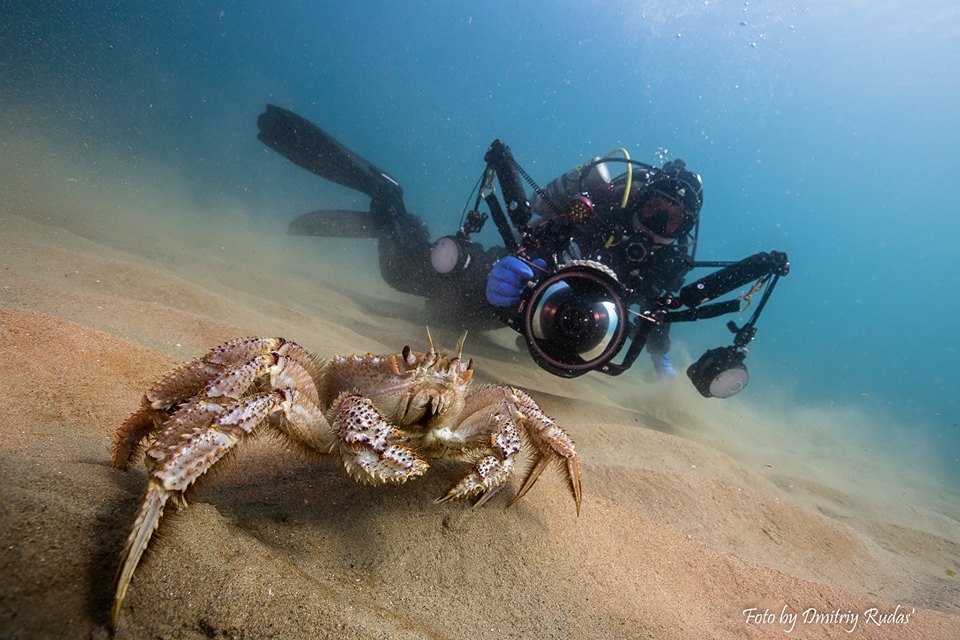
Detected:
left=108, top=332, right=582, bottom=629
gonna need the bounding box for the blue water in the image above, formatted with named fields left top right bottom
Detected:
left=3, top=1, right=959, bottom=473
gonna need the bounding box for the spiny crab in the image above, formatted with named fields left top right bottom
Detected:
left=109, top=332, right=582, bottom=629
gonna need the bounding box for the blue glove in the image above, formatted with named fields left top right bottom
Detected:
left=486, top=256, right=546, bottom=307
left=651, top=352, right=678, bottom=379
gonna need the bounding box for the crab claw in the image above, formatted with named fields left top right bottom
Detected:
left=328, top=392, right=430, bottom=484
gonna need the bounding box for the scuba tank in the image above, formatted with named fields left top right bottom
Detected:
left=530, top=157, right=612, bottom=218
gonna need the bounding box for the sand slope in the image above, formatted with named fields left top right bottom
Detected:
left=1, top=207, right=958, bottom=639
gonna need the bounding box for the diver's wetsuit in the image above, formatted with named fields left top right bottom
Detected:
left=371, top=194, right=507, bottom=330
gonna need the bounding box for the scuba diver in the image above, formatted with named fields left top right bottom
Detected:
left=484, top=155, right=703, bottom=378
left=256, top=104, right=790, bottom=398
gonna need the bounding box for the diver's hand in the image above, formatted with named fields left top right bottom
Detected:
left=485, top=256, right=546, bottom=307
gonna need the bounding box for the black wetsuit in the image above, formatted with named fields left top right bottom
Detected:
left=372, top=194, right=507, bottom=330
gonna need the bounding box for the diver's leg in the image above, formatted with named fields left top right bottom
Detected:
left=371, top=196, right=436, bottom=297
left=422, top=245, right=508, bottom=331
left=647, top=324, right=678, bottom=377
left=646, top=323, right=671, bottom=355
left=376, top=200, right=506, bottom=331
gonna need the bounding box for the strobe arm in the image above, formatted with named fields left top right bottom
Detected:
left=676, top=251, right=789, bottom=399
left=678, top=251, right=789, bottom=308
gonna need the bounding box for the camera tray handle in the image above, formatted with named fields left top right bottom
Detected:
left=484, top=140, right=533, bottom=230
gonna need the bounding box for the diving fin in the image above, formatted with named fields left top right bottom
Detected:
left=256, top=104, right=403, bottom=202
left=288, top=209, right=382, bottom=238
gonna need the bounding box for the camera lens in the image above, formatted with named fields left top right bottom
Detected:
left=533, top=281, right=616, bottom=356
left=522, top=264, right=628, bottom=377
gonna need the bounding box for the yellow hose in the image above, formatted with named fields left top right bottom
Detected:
left=603, top=147, right=632, bottom=208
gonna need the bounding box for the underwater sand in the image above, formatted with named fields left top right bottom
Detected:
left=1, top=154, right=959, bottom=639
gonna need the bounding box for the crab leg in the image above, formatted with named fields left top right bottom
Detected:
left=142, top=337, right=289, bottom=411
left=111, top=387, right=327, bottom=629
left=433, top=384, right=530, bottom=506
left=111, top=337, right=322, bottom=468
left=436, top=386, right=582, bottom=513
left=112, top=404, right=163, bottom=470
left=436, top=410, right=523, bottom=506
left=509, top=388, right=581, bottom=514
left=111, top=480, right=170, bottom=628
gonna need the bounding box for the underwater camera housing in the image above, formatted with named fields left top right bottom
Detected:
left=519, top=261, right=631, bottom=378
left=515, top=251, right=788, bottom=392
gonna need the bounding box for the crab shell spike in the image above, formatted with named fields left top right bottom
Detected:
left=425, top=327, right=436, bottom=358
left=455, top=331, right=468, bottom=360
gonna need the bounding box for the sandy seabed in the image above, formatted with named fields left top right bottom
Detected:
left=1, top=188, right=958, bottom=639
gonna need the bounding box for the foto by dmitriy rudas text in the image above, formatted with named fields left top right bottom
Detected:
left=741, top=604, right=915, bottom=634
